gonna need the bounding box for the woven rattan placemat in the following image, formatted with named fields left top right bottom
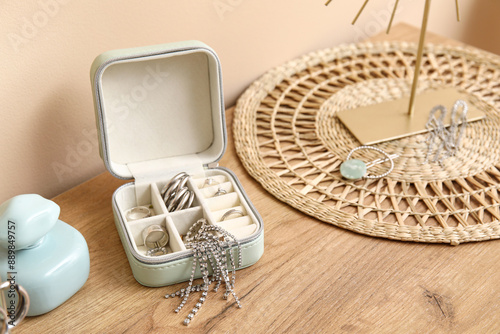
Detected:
left=234, top=42, right=500, bottom=245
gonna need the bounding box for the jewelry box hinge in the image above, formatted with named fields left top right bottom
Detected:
left=206, top=162, right=219, bottom=169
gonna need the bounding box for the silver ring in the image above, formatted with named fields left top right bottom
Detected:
left=213, top=188, right=227, bottom=197
left=220, top=209, right=245, bottom=222
left=202, top=178, right=219, bottom=188
left=175, top=191, right=194, bottom=211
left=161, top=172, right=189, bottom=198
left=142, top=224, right=169, bottom=252
left=0, top=281, right=29, bottom=328
left=162, top=176, right=189, bottom=203
left=162, top=172, right=194, bottom=212
left=125, top=206, right=152, bottom=221
left=0, top=307, right=7, bottom=334
left=167, top=188, right=191, bottom=212
left=162, top=179, right=181, bottom=202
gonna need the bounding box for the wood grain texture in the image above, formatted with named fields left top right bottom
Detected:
left=17, top=24, right=499, bottom=333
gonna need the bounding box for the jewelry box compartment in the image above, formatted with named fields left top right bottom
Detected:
left=112, top=168, right=264, bottom=286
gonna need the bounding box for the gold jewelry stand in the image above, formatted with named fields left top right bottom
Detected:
left=328, top=0, right=484, bottom=145
left=336, top=88, right=484, bottom=145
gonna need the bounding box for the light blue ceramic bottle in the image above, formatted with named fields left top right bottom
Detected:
left=0, top=194, right=90, bottom=316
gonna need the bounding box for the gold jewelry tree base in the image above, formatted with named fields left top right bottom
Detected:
left=336, top=88, right=485, bottom=145
left=331, top=0, right=473, bottom=145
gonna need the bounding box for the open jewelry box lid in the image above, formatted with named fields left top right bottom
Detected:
left=90, top=41, right=226, bottom=181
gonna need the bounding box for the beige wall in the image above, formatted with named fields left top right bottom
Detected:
left=1, top=0, right=499, bottom=202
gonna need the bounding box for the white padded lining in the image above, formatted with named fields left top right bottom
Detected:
left=98, top=49, right=224, bottom=179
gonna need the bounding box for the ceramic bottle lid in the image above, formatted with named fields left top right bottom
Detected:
left=0, top=194, right=60, bottom=250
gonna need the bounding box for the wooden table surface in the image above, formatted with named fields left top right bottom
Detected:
left=18, top=24, right=500, bottom=333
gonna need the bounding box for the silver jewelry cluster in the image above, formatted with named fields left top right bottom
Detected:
left=161, top=172, right=194, bottom=212
left=423, top=100, right=468, bottom=165
left=164, top=218, right=242, bottom=326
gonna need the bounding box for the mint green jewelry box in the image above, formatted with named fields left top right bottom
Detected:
left=90, top=41, right=264, bottom=287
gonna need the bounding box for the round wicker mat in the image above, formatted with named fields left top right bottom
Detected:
left=234, top=42, right=500, bottom=245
